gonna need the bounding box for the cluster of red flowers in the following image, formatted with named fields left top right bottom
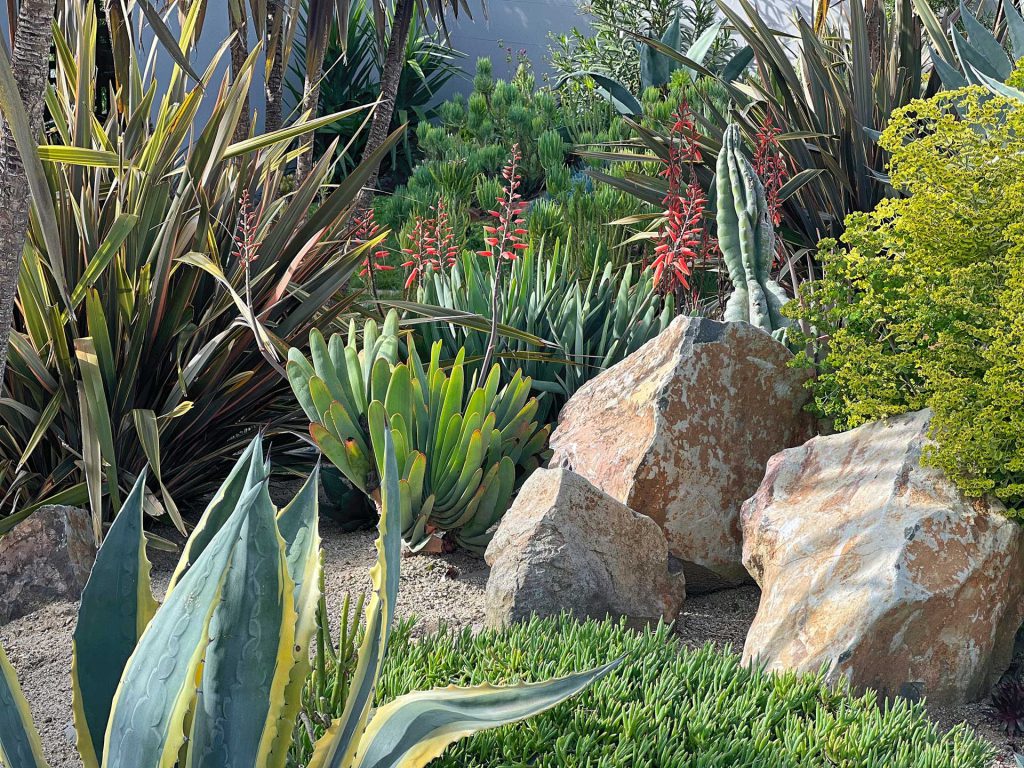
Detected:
left=652, top=104, right=712, bottom=296
left=478, top=144, right=528, bottom=261
left=352, top=208, right=393, bottom=279
left=752, top=113, right=790, bottom=226
left=401, top=197, right=459, bottom=290
left=232, top=190, right=261, bottom=266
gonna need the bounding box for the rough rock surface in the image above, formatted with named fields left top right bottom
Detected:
left=0, top=506, right=96, bottom=625
left=549, top=316, right=811, bottom=592
left=742, top=409, right=1024, bottom=705
left=484, top=468, right=684, bottom=628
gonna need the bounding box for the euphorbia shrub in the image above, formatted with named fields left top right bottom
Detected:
left=786, top=83, right=1024, bottom=506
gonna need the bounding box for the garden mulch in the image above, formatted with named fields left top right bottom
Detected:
left=1, top=520, right=1019, bottom=768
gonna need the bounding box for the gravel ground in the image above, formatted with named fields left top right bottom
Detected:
left=1, top=523, right=1018, bottom=768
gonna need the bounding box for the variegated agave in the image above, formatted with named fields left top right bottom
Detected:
left=288, top=311, right=549, bottom=553
left=0, top=430, right=615, bottom=767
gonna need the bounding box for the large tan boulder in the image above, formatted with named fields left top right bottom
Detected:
left=484, top=467, right=684, bottom=628
left=0, top=506, right=96, bottom=624
left=549, top=316, right=811, bottom=592
left=742, top=409, right=1024, bottom=704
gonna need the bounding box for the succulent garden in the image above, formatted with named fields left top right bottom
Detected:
left=0, top=0, right=1024, bottom=766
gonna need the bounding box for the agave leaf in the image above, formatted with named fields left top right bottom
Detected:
left=959, top=0, right=1013, bottom=79
left=308, top=417, right=402, bottom=768
left=352, top=660, right=622, bottom=768
left=684, top=19, right=724, bottom=71
left=72, top=473, right=157, bottom=768
left=101, top=481, right=258, bottom=768
left=0, top=642, right=48, bottom=768
left=267, top=468, right=323, bottom=768
left=166, top=436, right=262, bottom=594
left=1005, top=0, right=1024, bottom=61
left=188, top=482, right=296, bottom=766
left=973, top=69, right=1024, bottom=103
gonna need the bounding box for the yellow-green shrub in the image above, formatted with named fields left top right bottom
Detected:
left=787, top=85, right=1024, bottom=506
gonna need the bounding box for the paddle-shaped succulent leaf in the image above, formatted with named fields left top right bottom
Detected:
left=0, top=643, right=48, bottom=768
left=72, top=472, right=158, bottom=768
left=308, top=416, right=619, bottom=768
left=716, top=124, right=791, bottom=338
left=289, top=311, right=548, bottom=552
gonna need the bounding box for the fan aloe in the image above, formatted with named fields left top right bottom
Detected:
left=288, top=311, right=548, bottom=552
left=0, top=430, right=613, bottom=767
left=717, top=124, right=791, bottom=338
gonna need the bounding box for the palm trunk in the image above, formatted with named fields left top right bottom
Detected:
left=229, top=4, right=251, bottom=142
left=354, top=0, right=415, bottom=211
left=0, top=0, right=57, bottom=389
left=294, top=9, right=333, bottom=184
left=264, top=0, right=286, bottom=133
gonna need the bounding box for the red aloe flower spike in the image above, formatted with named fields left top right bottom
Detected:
left=352, top=208, right=392, bottom=278
left=753, top=112, right=791, bottom=227
left=480, top=144, right=527, bottom=263
left=650, top=103, right=713, bottom=299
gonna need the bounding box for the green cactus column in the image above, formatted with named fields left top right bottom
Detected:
left=716, top=124, right=791, bottom=336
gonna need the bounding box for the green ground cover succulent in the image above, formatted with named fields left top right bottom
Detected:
left=295, top=615, right=994, bottom=768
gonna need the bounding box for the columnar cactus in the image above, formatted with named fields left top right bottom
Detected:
left=716, top=124, right=791, bottom=337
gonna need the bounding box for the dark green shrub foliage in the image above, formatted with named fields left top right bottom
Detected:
left=786, top=83, right=1024, bottom=505
left=300, top=617, right=993, bottom=767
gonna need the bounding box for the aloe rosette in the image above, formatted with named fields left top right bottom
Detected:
left=288, top=311, right=548, bottom=552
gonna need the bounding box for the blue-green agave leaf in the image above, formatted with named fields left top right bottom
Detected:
left=352, top=660, right=622, bottom=768
left=72, top=473, right=157, bottom=768
left=101, top=482, right=258, bottom=767
left=307, top=415, right=403, bottom=768
left=0, top=643, right=47, bottom=768
left=188, top=481, right=296, bottom=766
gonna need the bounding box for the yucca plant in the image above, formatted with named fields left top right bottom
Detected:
left=288, top=311, right=548, bottom=552
left=0, top=430, right=615, bottom=767
left=0, top=0, right=402, bottom=533
left=409, top=243, right=675, bottom=420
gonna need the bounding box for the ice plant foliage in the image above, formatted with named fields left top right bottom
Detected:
left=232, top=189, right=261, bottom=266
left=352, top=208, right=393, bottom=279
left=652, top=104, right=710, bottom=297
left=752, top=114, right=790, bottom=227
left=478, top=144, right=529, bottom=261
left=401, top=197, right=459, bottom=290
